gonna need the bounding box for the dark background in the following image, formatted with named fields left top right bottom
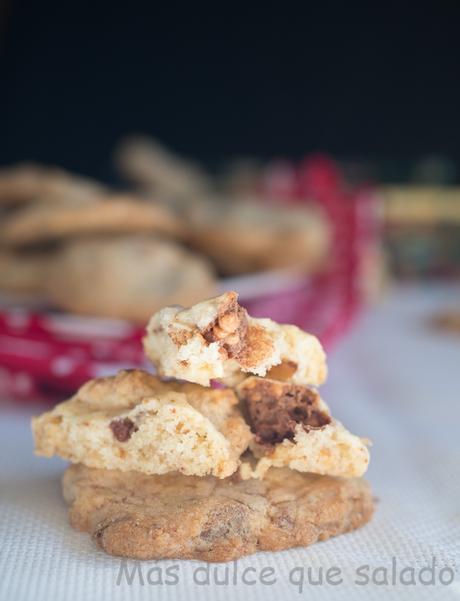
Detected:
left=1, top=1, right=460, bottom=180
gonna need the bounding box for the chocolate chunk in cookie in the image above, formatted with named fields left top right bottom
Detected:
left=109, top=417, right=138, bottom=442
left=237, top=377, right=331, bottom=444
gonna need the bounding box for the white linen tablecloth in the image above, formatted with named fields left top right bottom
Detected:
left=1, top=284, right=459, bottom=600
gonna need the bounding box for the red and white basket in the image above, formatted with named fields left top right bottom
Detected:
left=0, top=155, right=380, bottom=403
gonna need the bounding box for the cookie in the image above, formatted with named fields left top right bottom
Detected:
left=115, top=136, right=211, bottom=202
left=187, top=198, right=330, bottom=274
left=45, top=236, right=217, bottom=322
left=143, top=291, right=327, bottom=387
left=431, top=310, right=460, bottom=334
left=0, top=163, right=105, bottom=206
left=237, top=377, right=370, bottom=479
left=0, top=249, right=51, bottom=297
left=33, top=369, right=252, bottom=478
left=62, top=463, right=374, bottom=562
left=0, top=195, right=185, bottom=247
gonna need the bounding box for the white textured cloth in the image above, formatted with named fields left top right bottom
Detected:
left=1, top=284, right=459, bottom=600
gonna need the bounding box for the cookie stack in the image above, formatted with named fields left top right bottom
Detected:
left=32, top=291, right=373, bottom=561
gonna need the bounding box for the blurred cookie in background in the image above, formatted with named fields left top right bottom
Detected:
left=45, top=235, right=217, bottom=322
left=0, top=249, right=51, bottom=299
left=219, top=158, right=264, bottom=197
left=114, top=136, right=331, bottom=275
left=430, top=310, right=460, bottom=334
left=0, top=163, right=105, bottom=207
left=115, top=136, right=211, bottom=204
left=187, top=198, right=331, bottom=275
left=0, top=195, right=186, bottom=248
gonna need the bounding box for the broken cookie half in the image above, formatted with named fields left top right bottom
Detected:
left=143, top=291, right=327, bottom=387
left=237, top=377, right=370, bottom=479
left=32, top=369, right=252, bottom=478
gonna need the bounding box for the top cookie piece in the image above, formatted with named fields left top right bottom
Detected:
left=144, top=291, right=327, bottom=387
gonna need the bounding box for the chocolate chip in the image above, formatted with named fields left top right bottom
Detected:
left=109, top=417, right=138, bottom=442
left=240, top=380, right=331, bottom=445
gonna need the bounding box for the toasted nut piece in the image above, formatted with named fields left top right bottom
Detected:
left=218, top=312, right=240, bottom=332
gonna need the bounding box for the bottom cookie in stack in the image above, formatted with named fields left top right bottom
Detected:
left=63, top=464, right=374, bottom=562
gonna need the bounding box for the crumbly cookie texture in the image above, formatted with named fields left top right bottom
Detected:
left=237, top=377, right=370, bottom=479
left=63, top=464, right=374, bottom=562
left=143, top=291, right=327, bottom=387
left=32, top=369, right=252, bottom=479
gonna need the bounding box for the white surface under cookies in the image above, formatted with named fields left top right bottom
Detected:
left=1, top=284, right=459, bottom=601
